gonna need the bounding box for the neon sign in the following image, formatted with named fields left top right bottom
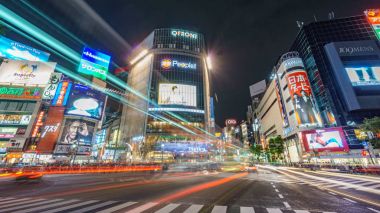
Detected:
left=78, top=47, right=110, bottom=80
left=160, top=59, right=196, bottom=70
left=365, top=9, right=380, bottom=40
left=171, top=30, right=198, bottom=39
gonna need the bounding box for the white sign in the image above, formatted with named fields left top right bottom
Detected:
left=0, top=59, right=56, bottom=85
left=249, top=80, right=266, bottom=97
left=42, top=73, right=62, bottom=100
left=158, top=84, right=196, bottom=107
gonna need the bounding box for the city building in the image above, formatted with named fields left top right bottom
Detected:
left=120, top=28, right=212, bottom=160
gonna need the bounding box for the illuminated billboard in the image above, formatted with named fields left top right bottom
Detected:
left=58, top=118, right=96, bottom=146
left=302, top=127, right=349, bottom=152
left=65, top=84, right=106, bottom=120
left=345, top=67, right=380, bottom=86
left=158, top=83, right=196, bottom=107
left=286, top=70, right=318, bottom=126
left=0, top=36, right=50, bottom=61
left=365, top=9, right=380, bottom=40
left=0, top=114, right=31, bottom=125
left=0, top=85, right=42, bottom=100
left=42, top=73, right=62, bottom=100
left=171, top=30, right=198, bottom=39
left=161, top=58, right=197, bottom=70
left=51, top=81, right=72, bottom=106
left=0, top=59, right=56, bottom=85
left=78, top=47, right=110, bottom=80
left=37, top=107, right=64, bottom=153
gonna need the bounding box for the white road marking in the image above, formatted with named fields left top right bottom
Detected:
left=266, top=208, right=282, bottom=213
left=0, top=197, right=16, bottom=202
left=240, top=206, right=255, bottom=213
left=275, top=189, right=279, bottom=192
left=0, top=198, right=45, bottom=208
left=1, top=199, right=63, bottom=212
left=41, top=200, right=99, bottom=213
left=272, top=185, right=276, bottom=188
left=328, top=192, right=337, bottom=195
left=278, top=194, right=284, bottom=198
left=183, top=204, right=204, bottom=213
left=155, top=203, right=180, bottom=213
left=283, top=201, right=291, bottom=208
left=12, top=199, right=78, bottom=213
left=126, top=202, right=158, bottom=213
left=367, top=207, right=380, bottom=213
left=294, top=210, right=310, bottom=213
left=343, top=198, right=357, bottom=203
left=96, top=201, right=137, bottom=213
left=71, top=201, right=117, bottom=213
left=0, top=197, right=31, bottom=205
left=211, top=205, right=227, bottom=213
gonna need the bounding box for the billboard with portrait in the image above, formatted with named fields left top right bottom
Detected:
left=58, top=118, right=96, bottom=145
left=158, top=83, right=196, bottom=107
left=302, top=127, right=349, bottom=152
left=65, top=84, right=106, bottom=120
left=286, top=70, right=319, bottom=126
left=345, top=66, right=380, bottom=86
left=0, top=36, right=50, bottom=61
left=0, top=59, right=56, bottom=85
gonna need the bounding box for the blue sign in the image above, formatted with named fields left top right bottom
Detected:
left=78, top=47, right=110, bottom=80
left=0, top=36, right=50, bottom=61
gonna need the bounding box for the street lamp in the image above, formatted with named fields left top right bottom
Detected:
left=71, top=143, right=78, bottom=166
left=161, top=144, right=165, bottom=164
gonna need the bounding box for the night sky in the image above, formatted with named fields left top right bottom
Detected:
left=58, top=0, right=380, bottom=127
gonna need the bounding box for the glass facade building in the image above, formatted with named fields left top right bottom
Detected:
left=290, top=15, right=378, bottom=126
left=120, top=28, right=211, bottom=158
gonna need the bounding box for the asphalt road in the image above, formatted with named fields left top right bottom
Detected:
left=0, top=167, right=379, bottom=213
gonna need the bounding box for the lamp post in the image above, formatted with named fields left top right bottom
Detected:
left=161, top=144, right=165, bottom=164
left=71, top=143, right=78, bottom=166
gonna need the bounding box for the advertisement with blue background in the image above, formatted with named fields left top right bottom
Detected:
left=65, top=84, right=106, bottom=120
left=78, top=47, right=110, bottom=80
left=0, top=36, right=50, bottom=61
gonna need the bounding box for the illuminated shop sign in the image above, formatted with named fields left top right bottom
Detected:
left=78, top=47, right=110, bottom=80
left=31, top=111, right=45, bottom=137
left=36, top=107, right=64, bottom=153
left=171, top=30, right=198, bottom=39
left=0, top=114, right=31, bottom=125
left=225, top=119, right=237, bottom=126
left=0, top=36, right=50, bottom=61
left=51, top=81, right=72, bottom=106
left=0, top=85, right=42, bottom=100
left=161, top=59, right=196, bottom=70
left=0, top=127, right=20, bottom=138
left=148, top=108, right=204, bottom=114
left=283, top=58, right=304, bottom=70
left=345, top=66, right=380, bottom=86
left=365, top=9, right=380, bottom=40
left=42, top=73, right=62, bottom=100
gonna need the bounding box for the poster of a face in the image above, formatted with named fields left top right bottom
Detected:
left=286, top=70, right=318, bottom=125
left=65, top=84, right=106, bottom=120
left=59, top=118, right=95, bottom=145
left=158, top=83, right=196, bottom=107
left=345, top=67, right=380, bottom=86
left=303, top=128, right=349, bottom=152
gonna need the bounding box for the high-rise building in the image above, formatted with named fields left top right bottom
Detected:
left=120, top=28, right=211, bottom=158
left=290, top=14, right=379, bottom=126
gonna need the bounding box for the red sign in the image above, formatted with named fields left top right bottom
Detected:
left=366, top=9, right=380, bottom=24
left=31, top=111, right=45, bottom=137
left=286, top=70, right=318, bottom=125
left=36, top=107, right=65, bottom=153
left=225, top=119, right=237, bottom=126
left=301, top=127, right=349, bottom=153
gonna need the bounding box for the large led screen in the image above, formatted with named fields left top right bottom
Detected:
left=0, top=36, right=50, bottom=61
left=158, top=84, right=196, bottom=107
left=302, top=127, right=349, bottom=153
left=345, top=67, right=380, bottom=86
left=65, top=84, right=106, bottom=120
left=58, top=118, right=95, bottom=145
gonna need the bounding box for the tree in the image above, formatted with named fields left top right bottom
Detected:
left=268, top=136, right=285, bottom=162
left=249, top=144, right=262, bottom=161
left=360, top=116, right=380, bottom=149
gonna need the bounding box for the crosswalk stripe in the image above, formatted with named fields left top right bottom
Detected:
left=183, top=204, right=204, bottom=213
left=96, top=201, right=137, bottom=213
left=266, top=208, right=282, bottom=213
left=1, top=199, right=62, bottom=212
left=0, top=197, right=16, bottom=202
left=41, top=200, right=99, bottom=213
left=70, top=201, right=117, bottom=213
left=0, top=198, right=45, bottom=208
left=12, top=199, right=78, bottom=213
left=0, top=197, right=31, bottom=205
left=155, top=203, right=181, bottom=213
left=126, top=202, right=158, bottom=213
left=211, top=205, right=227, bottom=213
left=294, top=210, right=310, bottom=213
left=240, top=206, right=255, bottom=213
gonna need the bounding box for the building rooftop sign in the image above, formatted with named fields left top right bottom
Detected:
left=171, top=30, right=198, bottom=39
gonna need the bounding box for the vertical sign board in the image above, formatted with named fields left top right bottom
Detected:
left=78, top=47, right=110, bottom=80
left=365, top=9, right=380, bottom=40
left=36, top=107, right=65, bottom=153
left=286, top=70, right=318, bottom=126
left=31, top=111, right=45, bottom=137
left=42, top=73, right=62, bottom=100
left=210, top=97, right=215, bottom=128
left=51, top=81, right=72, bottom=106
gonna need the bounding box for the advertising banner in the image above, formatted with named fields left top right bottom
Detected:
left=0, top=59, right=56, bottom=85
left=0, top=85, right=42, bottom=100
left=0, top=127, right=22, bottom=138
left=78, top=47, right=110, bottom=80
left=58, top=118, right=96, bottom=145
left=51, top=81, right=72, bottom=106
left=36, top=107, right=65, bottom=153
left=42, top=73, right=62, bottom=100
left=54, top=144, right=91, bottom=155
left=302, top=127, right=349, bottom=153
left=0, top=114, right=31, bottom=125
left=365, top=9, right=380, bottom=40
left=158, top=83, right=196, bottom=107
left=65, top=84, right=106, bottom=120
left=345, top=66, right=380, bottom=86
left=0, top=36, right=50, bottom=61
left=286, top=70, right=318, bottom=126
